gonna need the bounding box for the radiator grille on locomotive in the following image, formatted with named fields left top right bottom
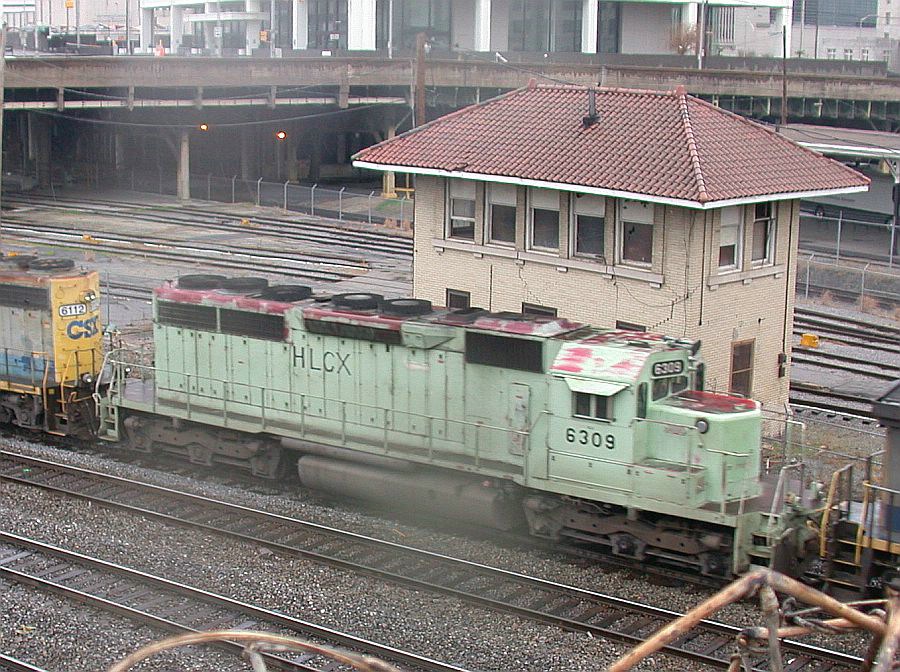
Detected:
left=0, top=285, right=50, bottom=309
left=220, top=309, right=285, bottom=341
left=157, top=301, right=217, bottom=330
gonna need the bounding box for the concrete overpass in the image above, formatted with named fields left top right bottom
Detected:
left=4, top=56, right=900, bottom=125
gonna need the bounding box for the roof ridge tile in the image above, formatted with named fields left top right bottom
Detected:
left=677, top=90, right=710, bottom=203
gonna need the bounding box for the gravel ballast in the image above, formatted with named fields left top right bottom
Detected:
left=0, top=437, right=872, bottom=672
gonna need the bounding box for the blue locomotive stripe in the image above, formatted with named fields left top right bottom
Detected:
left=0, top=353, right=55, bottom=384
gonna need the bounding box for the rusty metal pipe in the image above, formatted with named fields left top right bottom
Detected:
left=742, top=617, right=858, bottom=640
left=760, top=585, right=784, bottom=672
left=607, top=570, right=766, bottom=672
left=607, top=569, right=887, bottom=672
left=873, top=595, right=900, bottom=672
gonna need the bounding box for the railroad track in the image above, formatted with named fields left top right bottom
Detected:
left=791, top=348, right=900, bottom=382
left=0, top=450, right=862, bottom=672
left=4, top=194, right=413, bottom=257
left=0, top=221, right=359, bottom=283
left=0, top=531, right=466, bottom=672
left=0, top=654, right=49, bottom=672
left=794, top=307, right=900, bottom=348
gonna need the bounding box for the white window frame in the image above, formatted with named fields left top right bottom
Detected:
left=570, top=193, right=606, bottom=259
left=717, top=206, right=743, bottom=272
left=826, top=47, right=836, bottom=59
left=617, top=199, right=654, bottom=268
left=446, top=179, right=476, bottom=241
left=527, top=187, right=560, bottom=253
left=487, top=183, right=517, bottom=246
left=751, top=202, right=776, bottom=267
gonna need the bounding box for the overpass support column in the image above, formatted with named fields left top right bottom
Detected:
left=381, top=125, right=396, bottom=197
left=115, top=131, right=127, bottom=174
left=474, top=0, right=491, bottom=52
left=170, top=6, right=184, bottom=52
left=177, top=129, right=190, bottom=201
left=292, top=0, right=308, bottom=49
left=28, top=113, right=52, bottom=188
left=347, top=0, right=376, bottom=50
left=240, top=127, right=257, bottom=180
left=140, top=7, right=154, bottom=52
left=581, top=0, right=598, bottom=54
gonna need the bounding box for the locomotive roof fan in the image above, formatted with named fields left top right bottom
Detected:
left=218, top=277, right=269, bottom=294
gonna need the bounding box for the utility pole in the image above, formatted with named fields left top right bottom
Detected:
left=125, top=0, right=131, bottom=53
left=781, top=25, right=788, bottom=126
left=696, top=0, right=707, bottom=69
left=0, top=26, right=6, bottom=228
left=269, top=0, right=275, bottom=57
left=75, top=0, right=80, bottom=48
left=415, top=31, right=426, bottom=126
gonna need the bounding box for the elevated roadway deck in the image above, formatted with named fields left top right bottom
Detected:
left=3, top=57, right=899, bottom=122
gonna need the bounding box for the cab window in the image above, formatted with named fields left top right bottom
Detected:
left=652, top=375, right=689, bottom=401
left=573, top=392, right=612, bottom=421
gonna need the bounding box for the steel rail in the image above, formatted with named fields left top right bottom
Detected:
left=0, top=222, right=355, bottom=282
left=0, top=654, right=50, bottom=672
left=0, top=532, right=462, bottom=672
left=3, top=195, right=413, bottom=257
left=0, top=450, right=862, bottom=672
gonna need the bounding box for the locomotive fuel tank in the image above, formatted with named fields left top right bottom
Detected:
left=296, top=454, right=526, bottom=531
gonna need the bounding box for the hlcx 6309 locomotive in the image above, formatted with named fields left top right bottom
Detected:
left=95, top=273, right=820, bottom=580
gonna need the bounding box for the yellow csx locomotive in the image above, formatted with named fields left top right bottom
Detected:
left=0, top=255, right=102, bottom=438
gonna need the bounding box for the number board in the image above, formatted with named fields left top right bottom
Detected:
left=651, top=360, right=684, bottom=377
left=58, top=303, right=87, bottom=318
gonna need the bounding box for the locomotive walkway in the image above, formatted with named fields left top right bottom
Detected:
left=0, top=450, right=864, bottom=672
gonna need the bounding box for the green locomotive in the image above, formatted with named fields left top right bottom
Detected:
left=97, top=275, right=814, bottom=578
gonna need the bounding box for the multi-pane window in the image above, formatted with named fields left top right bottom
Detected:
left=528, top=187, right=560, bottom=251
left=572, top=194, right=605, bottom=258
left=488, top=184, right=517, bottom=245
left=652, top=375, right=689, bottom=401
left=844, top=48, right=854, bottom=60
left=446, top=289, right=471, bottom=309
left=730, top=340, right=754, bottom=397
left=619, top=200, right=654, bottom=266
left=447, top=179, right=476, bottom=241
left=826, top=47, right=836, bottom=59
left=751, top=202, right=775, bottom=265
left=573, top=392, right=611, bottom=421
left=718, top=206, right=743, bottom=271
left=308, top=0, right=348, bottom=49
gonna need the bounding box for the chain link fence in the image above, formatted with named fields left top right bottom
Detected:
left=799, top=210, right=898, bottom=267
left=112, top=169, right=414, bottom=229
left=797, top=253, right=900, bottom=306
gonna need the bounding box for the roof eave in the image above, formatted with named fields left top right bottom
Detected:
left=352, top=161, right=870, bottom=210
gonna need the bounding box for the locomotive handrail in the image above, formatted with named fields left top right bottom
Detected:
left=819, top=464, right=854, bottom=558
left=765, top=463, right=805, bottom=545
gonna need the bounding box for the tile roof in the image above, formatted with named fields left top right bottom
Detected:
left=353, top=84, right=869, bottom=207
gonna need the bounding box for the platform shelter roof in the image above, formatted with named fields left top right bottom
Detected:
left=353, top=84, right=869, bottom=210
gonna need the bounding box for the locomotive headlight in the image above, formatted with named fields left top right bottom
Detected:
left=695, top=418, right=710, bottom=434
left=81, top=373, right=94, bottom=385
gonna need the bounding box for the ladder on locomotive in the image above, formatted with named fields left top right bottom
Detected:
left=53, top=349, right=96, bottom=435
left=816, top=458, right=900, bottom=595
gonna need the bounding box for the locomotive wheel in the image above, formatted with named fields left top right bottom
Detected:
left=380, top=298, right=432, bottom=316
left=332, top=292, right=383, bottom=310
left=27, top=257, right=75, bottom=271
left=220, top=276, right=269, bottom=293
left=177, top=274, right=226, bottom=290
left=258, top=285, right=313, bottom=302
